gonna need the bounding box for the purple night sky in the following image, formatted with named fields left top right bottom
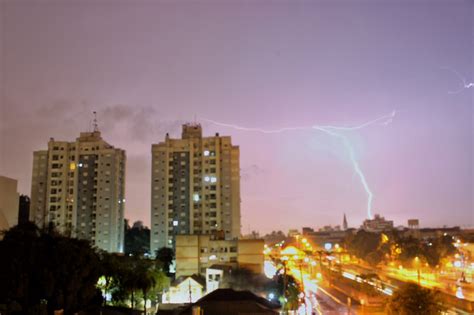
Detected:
left=1, top=0, right=472, bottom=233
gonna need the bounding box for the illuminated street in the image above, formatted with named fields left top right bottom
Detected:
left=264, top=236, right=474, bottom=314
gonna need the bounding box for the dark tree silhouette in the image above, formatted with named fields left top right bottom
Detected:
left=155, top=247, right=174, bottom=275
left=387, top=283, right=444, bottom=315
left=124, top=220, right=150, bottom=256
left=0, top=223, right=102, bottom=315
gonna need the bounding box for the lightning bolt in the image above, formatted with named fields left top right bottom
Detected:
left=202, top=111, right=396, bottom=219
left=441, top=67, right=474, bottom=94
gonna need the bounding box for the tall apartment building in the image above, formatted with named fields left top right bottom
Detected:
left=151, top=123, right=240, bottom=253
left=30, top=130, right=126, bottom=252
left=0, top=175, right=20, bottom=233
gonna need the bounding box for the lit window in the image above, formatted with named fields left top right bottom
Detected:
left=173, top=220, right=178, bottom=226
left=210, top=176, right=217, bottom=183
left=193, top=194, right=200, bottom=202
left=204, top=150, right=210, bottom=156
left=204, top=176, right=210, bottom=182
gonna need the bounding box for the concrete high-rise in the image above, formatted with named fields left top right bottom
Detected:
left=30, top=130, right=126, bottom=252
left=151, top=123, right=240, bottom=253
left=0, top=175, right=20, bottom=233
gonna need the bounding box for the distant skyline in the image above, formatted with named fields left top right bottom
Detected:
left=1, top=0, right=472, bottom=233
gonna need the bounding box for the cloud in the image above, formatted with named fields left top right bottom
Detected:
left=241, top=164, right=265, bottom=181
left=99, top=104, right=188, bottom=143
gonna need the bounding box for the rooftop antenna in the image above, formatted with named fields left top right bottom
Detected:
left=93, top=111, right=99, bottom=132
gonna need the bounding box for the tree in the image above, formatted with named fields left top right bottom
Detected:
left=387, top=283, right=444, bottom=315
left=270, top=273, right=301, bottom=311
left=398, top=236, right=423, bottom=265
left=0, top=222, right=102, bottom=314
left=124, top=220, right=150, bottom=256
left=345, top=230, right=389, bottom=266
left=423, top=235, right=457, bottom=268
left=155, top=247, right=174, bottom=275
left=97, top=251, right=124, bottom=306
left=99, top=254, right=170, bottom=311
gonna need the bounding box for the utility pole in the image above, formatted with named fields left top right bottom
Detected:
left=298, top=261, right=307, bottom=315
left=283, top=260, right=288, bottom=314
left=188, top=280, right=192, bottom=303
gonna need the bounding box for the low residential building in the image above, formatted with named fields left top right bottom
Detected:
left=175, top=234, right=264, bottom=277
left=162, top=275, right=205, bottom=304
left=206, top=264, right=233, bottom=293
left=238, top=239, right=265, bottom=273
left=157, top=288, right=280, bottom=315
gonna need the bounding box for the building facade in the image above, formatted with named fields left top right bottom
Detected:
left=0, top=176, right=20, bottom=233
left=175, top=234, right=264, bottom=277
left=150, top=123, right=240, bottom=253
left=30, top=131, right=126, bottom=252
left=361, top=214, right=394, bottom=232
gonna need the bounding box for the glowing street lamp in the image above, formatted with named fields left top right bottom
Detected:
left=414, top=256, right=421, bottom=285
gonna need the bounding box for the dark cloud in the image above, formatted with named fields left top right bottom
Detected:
left=98, top=104, right=187, bottom=143
left=241, top=164, right=265, bottom=181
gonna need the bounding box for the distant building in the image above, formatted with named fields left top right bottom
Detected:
left=319, top=225, right=341, bottom=232
left=30, top=130, right=126, bottom=252
left=302, top=227, right=314, bottom=235
left=408, top=219, right=419, bottom=229
left=0, top=176, right=20, bottom=233
left=343, top=213, right=348, bottom=230
left=150, top=123, right=241, bottom=253
left=361, top=214, right=394, bottom=232
left=18, top=195, right=30, bottom=225
left=402, top=226, right=462, bottom=240
left=175, top=234, right=264, bottom=277
left=302, top=228, right=350, bottom=248
left=288, top=229, right=300, bottom=237
left=262, top=230, right=287, bottom=244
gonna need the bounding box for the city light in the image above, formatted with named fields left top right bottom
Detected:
left=2, top=3, right=472, bottom=315
left=264, top=261, right=278, bottom=279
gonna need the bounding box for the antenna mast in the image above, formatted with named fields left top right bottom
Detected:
left=93, top=111, right=99, bottom=132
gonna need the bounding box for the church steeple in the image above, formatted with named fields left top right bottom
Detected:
left=343, top=213, right=348, bottom=230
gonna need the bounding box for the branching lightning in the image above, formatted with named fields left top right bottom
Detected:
left=441, top=67, right=474, bottom=94
left=203, top=111, right=396, bottom=219
left=201, top=120, right=313, bottom=133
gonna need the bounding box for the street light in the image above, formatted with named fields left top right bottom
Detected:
left=414, top=256, right=421, bottom=285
